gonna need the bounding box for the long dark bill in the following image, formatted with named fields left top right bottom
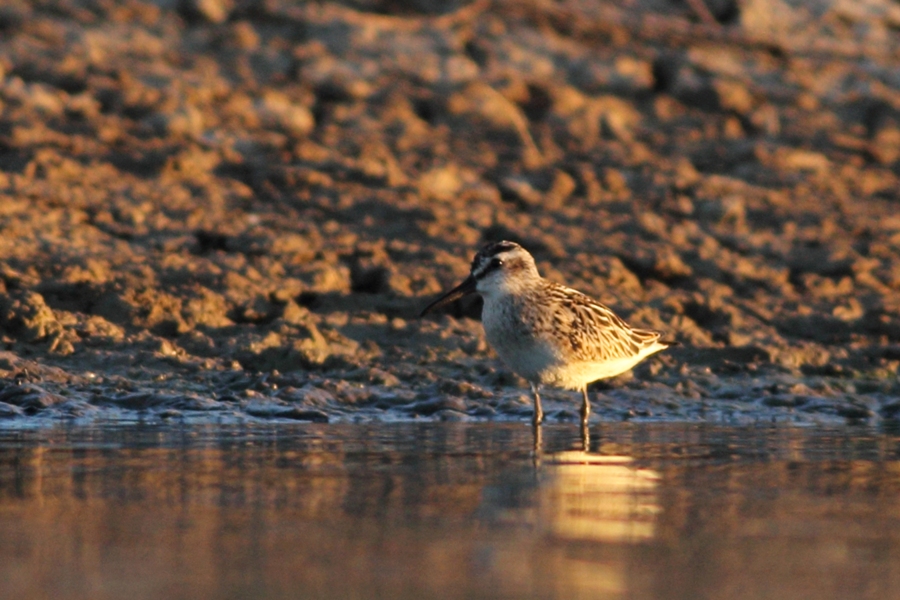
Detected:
left=419, top=275, right=477, bottom=316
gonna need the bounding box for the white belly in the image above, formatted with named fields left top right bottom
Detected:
left=490, top=333, right=562, bottom=384
left=545, top=354, right=651, bottom=389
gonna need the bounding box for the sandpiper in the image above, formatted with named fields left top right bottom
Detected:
left=421, top=241, right=675, bottom=431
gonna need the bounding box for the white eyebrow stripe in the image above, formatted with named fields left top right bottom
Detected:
left=472, top=258, right=497, bottom=279
left=472, top=251, right=510, bottom=279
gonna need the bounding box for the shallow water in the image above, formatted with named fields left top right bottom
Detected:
left=1, top=422, right=899, bottom=600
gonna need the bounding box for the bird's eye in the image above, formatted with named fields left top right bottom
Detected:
left=491, top=258, right=503, bottom=269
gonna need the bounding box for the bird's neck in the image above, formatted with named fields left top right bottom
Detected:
left=481, top=276, right=543, bottom=301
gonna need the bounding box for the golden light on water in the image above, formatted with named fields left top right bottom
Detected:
left=4, top=424, right=900, bottom=600
left=541, top=452, right=660, bottom=543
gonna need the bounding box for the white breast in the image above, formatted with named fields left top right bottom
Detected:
left=481, top=294, right=563, bottom=384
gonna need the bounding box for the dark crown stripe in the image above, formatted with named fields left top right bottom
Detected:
left=472, top=240, right=521, bottom=271
left=482, top=240, right=519, bottom=255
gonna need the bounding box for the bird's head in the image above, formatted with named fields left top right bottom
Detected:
left=420, top=241, right=540, bottom=315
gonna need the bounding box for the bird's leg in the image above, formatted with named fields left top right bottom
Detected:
left=531, top=383, right=543, bottom=427
left=532, top=418, right=543, bottom=464
left=580, top=386, right=591, bottom=442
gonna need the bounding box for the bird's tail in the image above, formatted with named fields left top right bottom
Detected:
left=633, top=328, right=679, bottom=349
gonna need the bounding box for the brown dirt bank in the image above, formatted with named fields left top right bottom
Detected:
left=0, top=0, right=899, bottom=425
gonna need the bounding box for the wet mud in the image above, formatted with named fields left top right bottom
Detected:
left=0, top=0, right=899, bottom=425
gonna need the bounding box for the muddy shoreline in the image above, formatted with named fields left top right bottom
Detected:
left=0, top=0, right=899, bottom=425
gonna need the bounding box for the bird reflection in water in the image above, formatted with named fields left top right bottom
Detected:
left=539, top=451, right=660, bottom=544
left=532, top=417, right=592, bottom=455
left=533, top=424, right=661, bottom=544
left=481, top=426, right=661, bottom=597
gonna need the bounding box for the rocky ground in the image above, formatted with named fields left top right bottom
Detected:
left=0, top=0, right=899, bottom=426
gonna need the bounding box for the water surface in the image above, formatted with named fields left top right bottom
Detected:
left=1, top=422, right=899, bottom=599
